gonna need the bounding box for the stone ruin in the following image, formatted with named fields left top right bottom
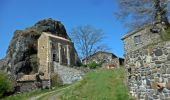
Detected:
left=0, top=18, right=84, bottom=92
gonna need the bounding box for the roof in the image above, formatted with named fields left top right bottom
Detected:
left=121, top=24, right=152, bottom=40
left=43, top=32, right=71, bottom=42
left=82, top=51, right=117, bottom=61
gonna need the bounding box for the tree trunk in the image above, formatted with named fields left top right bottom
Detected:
left=154, top=0, right=169, bottom=28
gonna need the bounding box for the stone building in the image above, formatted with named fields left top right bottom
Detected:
left=17, top=32, right=83, bottom=92
left=82, top=51, right=123, bottom=68
left=122, top=24, right=170, bottom=100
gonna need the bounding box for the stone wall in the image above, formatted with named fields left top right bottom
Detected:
left=17, top=81, right=38, bottom=92
left=125, top=41, right=170, bottom=100
left=53, top=62, right=84, bottom=84
left=122, top=26, right=161, bottom=54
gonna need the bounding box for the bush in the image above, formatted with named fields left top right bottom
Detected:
left=0, top=71, right=12, bottom=98
left=82, top=64, right=88, bottom=67
left=87, top=61, right=101, bottom=69
left=51, top=73, right=63, bottom=87
left=76, top=61, right=82, bottom=67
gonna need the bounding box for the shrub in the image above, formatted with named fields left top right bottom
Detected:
left=51, top=73, right=63, bottom=87
left=87, top=61, right=101, bottom=69
left=76, top=61, right=82, bottom=67
left=82, top=64, right=88, bottom=67
left=0, top=71, right=12, bottom=98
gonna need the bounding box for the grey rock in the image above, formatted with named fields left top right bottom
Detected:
left=154, top=49, right=163, bottom=56
left=166, top=68, right=170, bottom=74
left=167, top=54, right=170, bottom=61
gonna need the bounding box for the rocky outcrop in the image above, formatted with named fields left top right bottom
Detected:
left=0, top=18, right=71, bottom=85
left=0, top=59, right=6, bottom=70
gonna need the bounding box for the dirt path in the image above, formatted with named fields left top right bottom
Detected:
left=29, top=85, right=72, bottom=100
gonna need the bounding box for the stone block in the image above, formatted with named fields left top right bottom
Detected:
left=166, top=68, right=170, bottom=74
left=154, top=49, right=163, bottom=56
left=155, top=61, right=162, bottom=64
left=167, top=54, right=170, bottom=61
left=166, top=78, right=170, bottom=90
left=151, top=81, right=157, bottom=89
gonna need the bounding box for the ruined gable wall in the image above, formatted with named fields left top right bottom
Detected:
left=38, top=33, right=49, bottom=76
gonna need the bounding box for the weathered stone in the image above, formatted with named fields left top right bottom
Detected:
left=160, top=94, right=165, bottom=100
left=165, top=61, right=170, bottom=65
left=155, top=61, right=162, bottom=64
left=152, top=57, right=158, bottom=61
left=154, top=49, right=163, bottom=56
left=166, top=68, right=170, bottom=74
left=164, top=49, right=168, bottom=55
left=156, top=64, right=162, bottom=68
left=138, top=57, right=141, bottom=60
left=153, top=95, right=159, bottom=99
left=166, top=78, right=170, bottom=90
left=167, top=54, right=170, bottom=61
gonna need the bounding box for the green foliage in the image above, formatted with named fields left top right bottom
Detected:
left=51, top=73, right=63, bottom=87
left=82, top=64, right=87, bottom=68
left=87, top=61, right=101, bottom=69
left=0, top=71, right=12, bottom=98
left=161, top=28, right=170, bottom=41
left=76, top=61, right=82, bottom=67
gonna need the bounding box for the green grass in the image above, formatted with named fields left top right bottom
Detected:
left=60, top=68, right=133, bottom=100
left=2, top=68, right=134, bottom=100
left=2, top=89, right=51, bottom=100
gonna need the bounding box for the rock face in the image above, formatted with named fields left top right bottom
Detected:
left=0, top=18, right=73, bottom=86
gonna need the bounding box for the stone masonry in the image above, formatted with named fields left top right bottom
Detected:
left=38, top=32, right=82, bottom=86
left=122, top=25, right=170, bottom=100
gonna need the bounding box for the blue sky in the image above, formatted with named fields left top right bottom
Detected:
left=0, top=0, right=128, bottom=59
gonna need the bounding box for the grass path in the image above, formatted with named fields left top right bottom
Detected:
left=40, top=68, right=134, bottom=100
left=29, top=85, right=73, bottom=100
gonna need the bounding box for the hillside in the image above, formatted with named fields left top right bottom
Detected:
left=40, top=68, right=134, bottom=100
left=4, top=68, right=133, bottom=100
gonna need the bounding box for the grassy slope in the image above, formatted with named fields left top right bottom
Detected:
left=60, top=68, right=133, bottom=100
left=3, top=68, right=133, bottom=100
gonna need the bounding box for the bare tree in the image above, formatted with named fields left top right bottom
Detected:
left=115, top=0, right=170, bottom=30
left=70, top=25, right=109, bottom=60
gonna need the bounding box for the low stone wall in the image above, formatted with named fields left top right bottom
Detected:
left=54, top=62, right=84, bottom=84
left=125, top=41, right=170, bottom=100
left=17, top=81, right=38, bottom=92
